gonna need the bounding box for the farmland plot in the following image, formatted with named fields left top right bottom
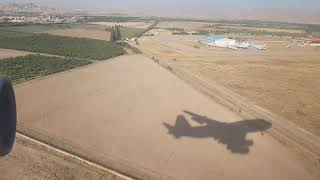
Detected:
left=0, top=48, right=31, bottom=59
left=15, top=54, right=318, bottom=180
left=47, top=28, right=111, bottom=41
left=0, top=31, right=125, bottom=60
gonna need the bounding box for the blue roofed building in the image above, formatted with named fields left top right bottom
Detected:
left=201, top=36, right=224, bottom=44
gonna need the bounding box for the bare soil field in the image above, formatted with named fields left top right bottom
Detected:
left=156, top=21, right=214, bottom=30
left=0, top=48, right=31, bottom=59
left=46, top=29, right=111, bottom=41
left=90, top=21, right=152, bottom=29
left=138, top=35, right=320, bottom=137
left=220, top=25, right=305, bottom=34
left=14, top=55, right=319, bottom=180
left=0, top=136, right=123, bottom=180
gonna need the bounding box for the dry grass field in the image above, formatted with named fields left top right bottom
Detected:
left=138, top=35, right=320, bottom=137
left=0, top=48, right=31, bottom=59
left=156, top=21, right=214, bottom=30
left=156, top=21, right=306, bottom=36
left=90, top=21, right=152, bottom=29
left=46, top=29, right=111, bottom=41
left=220, top=25, right=305, bottom=34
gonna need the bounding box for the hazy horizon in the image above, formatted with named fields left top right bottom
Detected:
left=2, top=0, right=320, bottom=24
left=3, top=0, right=320, bottom=10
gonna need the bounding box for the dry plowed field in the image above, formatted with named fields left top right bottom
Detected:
left=46, top=29, right=111, bottom=41
left=156, top=21, right=214, bottom=30
left=0, top=48, right=31, bottom=59
left=0, top=136, right=123, bottom=180
left=14, top=55, right=319, bottom=180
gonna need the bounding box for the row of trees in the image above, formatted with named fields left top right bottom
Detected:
left=110, top=25, right=122, bottom=41
left=0, top=54, right=92, bottom=83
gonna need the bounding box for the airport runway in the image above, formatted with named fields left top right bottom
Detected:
left=15, top=55, right=318, bottom=180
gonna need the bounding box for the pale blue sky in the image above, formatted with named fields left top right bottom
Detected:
left=4, top=0, right=320, bottom=10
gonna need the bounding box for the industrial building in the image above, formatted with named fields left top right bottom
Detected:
left=201, top=36, right=267, bottom=50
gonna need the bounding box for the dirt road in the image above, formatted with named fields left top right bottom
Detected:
left=15, top=55, right=319, bottom=180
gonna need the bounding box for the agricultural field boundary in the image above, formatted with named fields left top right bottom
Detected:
left=148, top=55, right=320, bottom=167
left=16, top=132, right=135, bottom=180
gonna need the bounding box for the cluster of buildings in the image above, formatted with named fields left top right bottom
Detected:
left=0, top=15, right=83, bottom=24
left=0, top=16, right=63, bottom=23
left=0, top=2, right=84, bottom=24
left=301, top=38, right=320, bottom=47
left=287, top=38, right=320, bottom=48
left=200, top=36, right=267, bottom=50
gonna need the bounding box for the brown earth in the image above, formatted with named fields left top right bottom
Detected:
left=14, top=55, right=319, bottom=180
left=138, top=35, right=320, bottom=138
left=0, top=48, right=31, bottom=59
left=156, top=21, right=306, bottom=35
left=46, top=29, right=111, bottom=41
left=156, top=21, right=215, bottom=31
left=220, top=25, right=305, bottom=34
left=0, top=136, right=124, bottom=180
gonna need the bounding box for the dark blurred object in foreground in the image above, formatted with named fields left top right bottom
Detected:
left=0, top=76, right=16, bottom=157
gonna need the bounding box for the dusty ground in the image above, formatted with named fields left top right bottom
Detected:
left=0, top=136, right=123, bottom=180
left=138, top=35, right=320, bottom=137
left=156, top=21, right=306, bottom=36
left=156, top=21, right=214, bottom=30
left=14, top=55, right=319, bottom=180
left=220, top=25, right=305, bottom=34
left=90, top=22, right=152, bottom=29
left=46, top=29, right=111, bottom=41
left=0, top=48, right=31, bottom=59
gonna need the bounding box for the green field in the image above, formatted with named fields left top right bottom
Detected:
left=120, top=27, right=146, bottom=39
left=0, top=23, right=108, bottom=33
left=0, top=31, right=125, bottom=60
left=0, top=24, right=71, bottom=33
left=0, top=54, right=92, bottom=83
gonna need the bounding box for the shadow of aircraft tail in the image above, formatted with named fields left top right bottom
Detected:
left=163, top=115, right=192, bottom=139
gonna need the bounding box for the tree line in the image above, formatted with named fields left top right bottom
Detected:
left=110, top=25, right=122, bottom=41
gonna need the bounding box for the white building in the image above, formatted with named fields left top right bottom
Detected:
left=201, top=36, right=266, bottom=50
left=202, top=36, right=237, bottom=49
left=211, top=38, right=236, bottom=48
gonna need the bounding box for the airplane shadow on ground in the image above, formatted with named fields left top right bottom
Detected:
left=163, top=111, right=272, bottom=154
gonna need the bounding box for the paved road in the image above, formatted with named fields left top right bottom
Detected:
left=15, top=55, right=318, bottom=180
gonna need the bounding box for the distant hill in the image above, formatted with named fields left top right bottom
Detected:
left=1, top=2, right=319, bottom=25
